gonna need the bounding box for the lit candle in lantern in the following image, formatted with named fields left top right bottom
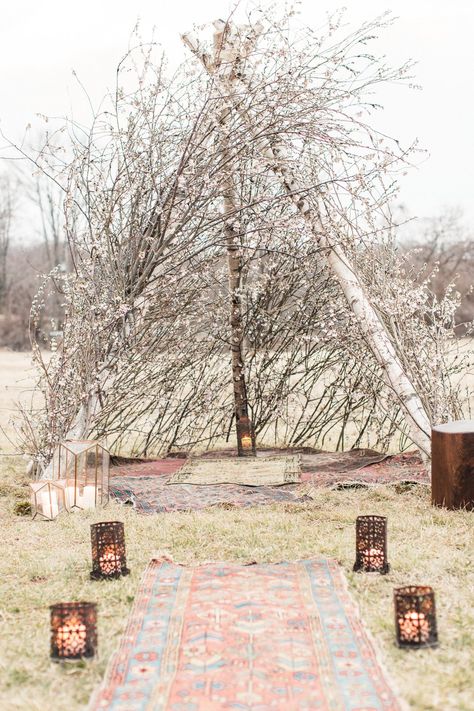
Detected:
left=90, top=521, right=130, bottom=580
left=353, top=516, right=389, bottom=574
left=50, top=602, right=97, bottom=660
left=56, top=616, right=87, bottom=656
left=394, top=586, right=438, bottom=649
left=398, top=611, right=430, bottom=643
left=99, top=546, right=121, bottom=576
left=361, top=547, right=384, bottom=570
left=82, top=485, right=96, bottom=509
left=241, top=434, right=252, bottom=449
left=53, top=440, right=110, bottom=509
left=30, top=482, right=66, bottom=521
left=237, top=415, right=256, bottom=457
left=41, top=490, right=59, bottom=519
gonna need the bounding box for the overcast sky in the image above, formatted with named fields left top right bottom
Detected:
left=1, top=0, right=473, bottom=226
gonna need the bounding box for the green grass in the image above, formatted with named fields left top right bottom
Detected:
left=0, top=457, right=473, bottom=710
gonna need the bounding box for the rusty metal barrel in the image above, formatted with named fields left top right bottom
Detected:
left=431, top=420, right=474, bottom=510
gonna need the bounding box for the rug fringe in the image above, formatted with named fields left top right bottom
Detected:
left=335, top=561, right=411, bottom=711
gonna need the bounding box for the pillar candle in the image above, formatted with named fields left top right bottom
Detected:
left=41, top=490, right=59, bottom=518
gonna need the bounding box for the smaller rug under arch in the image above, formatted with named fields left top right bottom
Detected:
left=166, top=455, right=302, bottom=487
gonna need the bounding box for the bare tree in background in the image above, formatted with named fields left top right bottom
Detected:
left=0, top=175, right=35, bottom=351
left=32, top=179, right=65, bottom=272
left=30, top=178, right=67, bottom=342
left=0, top=176, right=13, bottom=311
left=403, top=209, right=474, bottom=330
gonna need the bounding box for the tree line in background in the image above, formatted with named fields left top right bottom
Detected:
left=1, top=179, right=471, bottom=352
left=0, top=176, right=67, bottom=350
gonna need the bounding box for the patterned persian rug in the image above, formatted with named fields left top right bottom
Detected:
left=89, top=557, right=405, bottom=711
left=110, top=458, right=183, bottom=479
left=301, top=452, right=429, bottom=489
left=167, top=456, right=301, bottom=487
left=300, top=448, right=388, bottom=473
left=108, top=451, right=428, bottom=513
left=109, top=477, right=309, bottom=513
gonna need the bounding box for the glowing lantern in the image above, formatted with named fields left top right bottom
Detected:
left=29, top=480, right=67, bottom=521
left=90, top=521, right=130, bottom=580
left=353, top=515, right=389, bottom=574
left=52, top=440, right=109, bottom=510
left=50, top=602, right=97, bottom=660
left=394, top=586, right=438, bottom=649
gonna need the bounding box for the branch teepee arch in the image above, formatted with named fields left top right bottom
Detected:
left=182, top=19, right=432, bottom=462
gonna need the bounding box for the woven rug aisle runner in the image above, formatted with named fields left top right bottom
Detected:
left=89, top=557, right=404, bottom=711
left=167, top=455, right=301, bottom=486
left=109, top=451, right=428, bottom=514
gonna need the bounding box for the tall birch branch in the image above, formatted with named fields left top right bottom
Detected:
left=182, top=22, right=432, bottom=460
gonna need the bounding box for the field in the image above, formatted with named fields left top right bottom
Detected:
left=1, top=343, right=473, bottom=457
left=0, top=350, right=39, bottom=452
left=0, top=349, right=473, bottom=711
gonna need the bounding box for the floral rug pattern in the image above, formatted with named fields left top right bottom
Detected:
left=89, top=557, right=404, bottom=710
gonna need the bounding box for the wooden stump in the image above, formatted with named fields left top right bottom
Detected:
left=431, top=420, right=474, bottom=510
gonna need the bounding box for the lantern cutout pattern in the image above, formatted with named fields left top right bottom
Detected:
left=236, top=414, right=256, bottom=457
left=50, top=602, right=97, bottom=661
left=52, top=440, right=109, bottom=510
left=90, top=521, right=130, bottom=580
left=394, top=586, right=438, bottom=649
left=353, top=515, right=390, bottom=574
left=30, top=480, right=67, bottom=521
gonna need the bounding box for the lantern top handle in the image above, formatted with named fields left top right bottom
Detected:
left=394, top=585, right=434, bottom=597
left=60, top=440, right=108, bottom=455
left=49, top=600, right=96, bottom=611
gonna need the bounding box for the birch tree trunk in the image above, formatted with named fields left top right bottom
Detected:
left=183, top=23, right=432, bottom=461
left=214, top=29, right=256, bottom=456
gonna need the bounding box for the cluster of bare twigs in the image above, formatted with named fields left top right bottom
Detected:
left=12, top=5, right=471, bottom=469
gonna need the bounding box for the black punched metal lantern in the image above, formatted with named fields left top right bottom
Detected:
left=90, top=521, right=130, bottom=580
left=394, top=586, right=438, bottom=649
left=353, top=515, right=389, bottom=574
left=50, top=602, right=97, bottom=661
left=236, top=414, right=256, bottom=457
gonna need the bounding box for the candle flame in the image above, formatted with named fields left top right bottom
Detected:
left=398, top=611, right=430, bottom=643
left=99, top=545, right=121, bottom=575
left=56, top=616, right=87, bottom=656
left=241, top=434, right=252, bottom=449
left=361, top=547, right=384, bottom=569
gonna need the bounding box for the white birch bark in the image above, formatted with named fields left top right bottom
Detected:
left=182, top=24, right=432, bottom=460
left=213, top=29, right=254, bottom=452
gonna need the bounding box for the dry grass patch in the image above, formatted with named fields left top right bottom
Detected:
left=0, top=457, right=473, bottom=710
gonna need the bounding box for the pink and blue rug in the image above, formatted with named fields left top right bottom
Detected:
left=90, top=557, right=404, bottom=710
left=109, top=452, right=428, bottom=513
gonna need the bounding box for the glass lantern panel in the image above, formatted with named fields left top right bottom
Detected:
left=61, top=440, right=97, bottom=456
left=98, top=447, right=110, bottom=505
left=30, top=481, right=66, bottom=520
left=54, top=440, right=109, bottom=508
